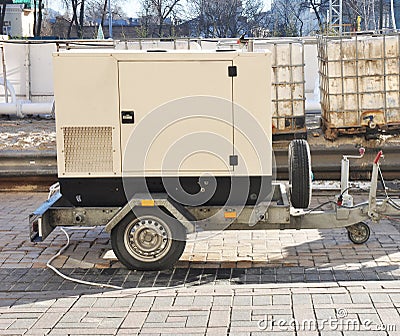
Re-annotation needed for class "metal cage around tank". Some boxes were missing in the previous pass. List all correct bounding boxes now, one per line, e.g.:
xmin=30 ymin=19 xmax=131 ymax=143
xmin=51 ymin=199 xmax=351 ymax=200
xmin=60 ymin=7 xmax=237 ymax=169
xmin=317 ymin=32 xmax=400 ymax=139
xmin=254 ymin=39 xmax=306 ymax=138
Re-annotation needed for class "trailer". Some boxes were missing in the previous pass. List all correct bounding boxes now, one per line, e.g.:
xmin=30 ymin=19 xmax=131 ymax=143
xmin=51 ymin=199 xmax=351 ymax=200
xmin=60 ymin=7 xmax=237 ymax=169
xmin=29 ymin=50 xmax=400 ymax=271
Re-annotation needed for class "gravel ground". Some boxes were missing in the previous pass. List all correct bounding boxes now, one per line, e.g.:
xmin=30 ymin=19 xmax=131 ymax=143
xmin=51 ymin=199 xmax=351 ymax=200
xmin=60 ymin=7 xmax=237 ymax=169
xmin=0 ymin=117 xmax=56 ymax=151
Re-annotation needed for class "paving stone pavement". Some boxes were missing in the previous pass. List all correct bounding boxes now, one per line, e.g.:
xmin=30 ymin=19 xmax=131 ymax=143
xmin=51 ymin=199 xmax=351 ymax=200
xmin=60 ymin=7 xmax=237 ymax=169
xmin=1 ymin=191 xmax=400 ymax=335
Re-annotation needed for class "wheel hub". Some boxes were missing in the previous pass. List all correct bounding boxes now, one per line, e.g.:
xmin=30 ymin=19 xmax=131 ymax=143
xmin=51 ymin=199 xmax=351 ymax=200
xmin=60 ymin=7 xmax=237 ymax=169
xmin=125 ymin=217 xmax=171 ymax=261
xmin=347 ymin=222 xmax=370 ymax=244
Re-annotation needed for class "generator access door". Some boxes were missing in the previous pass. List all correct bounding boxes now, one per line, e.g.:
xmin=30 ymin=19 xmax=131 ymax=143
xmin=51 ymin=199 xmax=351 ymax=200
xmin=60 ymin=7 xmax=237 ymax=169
xmin=119 ymin=60 xmax=235 ymax=176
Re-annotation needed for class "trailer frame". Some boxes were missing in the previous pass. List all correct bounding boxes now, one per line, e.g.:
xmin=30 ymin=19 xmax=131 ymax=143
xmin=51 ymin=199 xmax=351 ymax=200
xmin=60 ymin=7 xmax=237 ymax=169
xmin=30 ymin=149 xmax=399 ymax=248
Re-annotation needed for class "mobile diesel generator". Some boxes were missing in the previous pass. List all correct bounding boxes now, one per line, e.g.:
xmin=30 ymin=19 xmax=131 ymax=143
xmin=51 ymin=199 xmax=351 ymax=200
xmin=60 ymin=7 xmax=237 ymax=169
xmin=30 ymin=50 xmax=399 ymax=270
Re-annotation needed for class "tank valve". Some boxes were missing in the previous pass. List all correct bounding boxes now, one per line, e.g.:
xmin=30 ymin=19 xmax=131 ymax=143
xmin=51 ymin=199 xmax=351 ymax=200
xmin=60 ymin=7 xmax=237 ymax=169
xmin=368 ymin=120 xmax=377 ymax=129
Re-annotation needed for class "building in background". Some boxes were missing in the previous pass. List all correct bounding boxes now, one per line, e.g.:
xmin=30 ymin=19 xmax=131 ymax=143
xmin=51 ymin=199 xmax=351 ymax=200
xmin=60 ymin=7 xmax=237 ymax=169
xmin=1 ymin=0 xmax=34 ymax=37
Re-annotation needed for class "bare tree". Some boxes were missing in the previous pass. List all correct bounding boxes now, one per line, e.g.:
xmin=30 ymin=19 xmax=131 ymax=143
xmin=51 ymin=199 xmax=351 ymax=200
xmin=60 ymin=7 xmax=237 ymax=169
xmin=188 ymin=0 xmax=263 ymax=38
xmin=79 ymin=0 xmax=85 ymax=36
xmin=136 ymin=0 xmax=155 ymax=36
xmin=270 ymin=0 xmax=329 ymax=36
xmin=56 ymin=0 xmax=126 ymax=38
xmin=251 ymin=11 xmax=274 ymax=37
xmin=342 ymin=0 xmax=379 ymax=31
xmin=64 ymin=0 xmax=84 ymax=38
xmin=200 ymin=0 xmax=240 ymax=37
xmin=300 ymin=0 xmax=329 ymax=31
xmin=34 ymin=0 xmax=44 ymax=36
xmin=340 ymin=0 xmax=397 ymax=31
xmin=61 ymin=0 xmax=81 ymax=38
xmin=37 ymin=0 xmax=43 ymax=36
xmin=288 ymin=1 xmax=305 ymax=35
xmin=101 ymin=0 xmax=107 ymax=27
xmin=138 ymin=0 xmax=182 ymax=37
xmin=70 ymin=0 xmax=82 ymax=37
xmin=271 ymin=0 xmax=302 ymax=36
xmin=85 ymin=0 xmax=126 ymax=26
xmin=241 ymin=0 xmax=264 ymax=35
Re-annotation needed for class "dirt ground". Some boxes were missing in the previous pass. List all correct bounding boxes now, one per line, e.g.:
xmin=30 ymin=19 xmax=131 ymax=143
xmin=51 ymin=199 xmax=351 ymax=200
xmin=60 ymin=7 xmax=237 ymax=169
xmin=0 ymin=117 xmax=56 ymax=151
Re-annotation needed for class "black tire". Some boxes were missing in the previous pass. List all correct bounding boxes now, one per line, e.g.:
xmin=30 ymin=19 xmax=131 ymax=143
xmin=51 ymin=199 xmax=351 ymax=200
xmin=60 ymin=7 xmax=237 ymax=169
xmin=347 ymin=222 xmax=370 ymax=244
xmin=288 ymin=139 xmax=312 ymax=209
xmin=111 ymin=207 xmax=186 ymax=270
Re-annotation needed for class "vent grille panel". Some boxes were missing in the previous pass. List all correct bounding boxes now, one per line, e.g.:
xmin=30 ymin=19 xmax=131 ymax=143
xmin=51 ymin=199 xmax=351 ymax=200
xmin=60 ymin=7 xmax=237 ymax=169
xmin=63 ymin=126 xmax=113 ymax=173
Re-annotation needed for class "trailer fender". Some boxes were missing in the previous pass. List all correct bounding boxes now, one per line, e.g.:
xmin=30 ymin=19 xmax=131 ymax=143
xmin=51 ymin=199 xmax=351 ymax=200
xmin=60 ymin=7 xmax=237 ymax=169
xmin=105 ymin=193 xmax=195 ymax=234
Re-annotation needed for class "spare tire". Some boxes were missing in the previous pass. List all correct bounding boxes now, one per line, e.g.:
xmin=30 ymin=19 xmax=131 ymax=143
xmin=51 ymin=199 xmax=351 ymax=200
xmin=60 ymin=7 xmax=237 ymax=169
xmin=288 ymin=139 xmax=312 ymax=209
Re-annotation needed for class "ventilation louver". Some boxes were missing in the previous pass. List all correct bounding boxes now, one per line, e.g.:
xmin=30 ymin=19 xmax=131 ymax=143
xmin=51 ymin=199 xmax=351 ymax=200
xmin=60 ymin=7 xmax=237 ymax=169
xmin=63 ymin=126 xmax=113 ymax=174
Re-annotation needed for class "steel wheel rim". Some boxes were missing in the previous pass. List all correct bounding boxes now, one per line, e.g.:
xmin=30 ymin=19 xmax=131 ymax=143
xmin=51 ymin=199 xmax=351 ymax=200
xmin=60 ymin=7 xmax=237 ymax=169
xmin=124 ymin=216 xmax=172 ymax=262
xmin=349 ymin=223 xmax=369 ymax=243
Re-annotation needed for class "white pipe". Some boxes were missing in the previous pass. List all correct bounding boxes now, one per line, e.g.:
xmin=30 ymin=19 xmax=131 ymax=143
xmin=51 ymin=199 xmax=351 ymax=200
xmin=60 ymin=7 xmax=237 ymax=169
xmin=0 ymin=78 xmax=54 ymax=117
xmin=21 ymin=102 xmax=54 ymax=115
xmin=0 ymin=101 xmax=54 ymax=117
xmin=0 ymin=77 xmax=16 ymax=103
xmin=0 ymin=103 xmax=18 ymax=115
xmin=25 ymin=44 xmax=31 ymax=101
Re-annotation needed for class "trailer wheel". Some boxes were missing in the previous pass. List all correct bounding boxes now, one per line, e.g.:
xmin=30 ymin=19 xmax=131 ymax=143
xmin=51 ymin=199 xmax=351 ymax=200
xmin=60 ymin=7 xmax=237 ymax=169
xmin=111 ymin=208 xmax=186 ymax=270
xmin=288 ymin=139 xmax=312 ymax=209
xmin=347 ymin=222 xmax=370 ymax=244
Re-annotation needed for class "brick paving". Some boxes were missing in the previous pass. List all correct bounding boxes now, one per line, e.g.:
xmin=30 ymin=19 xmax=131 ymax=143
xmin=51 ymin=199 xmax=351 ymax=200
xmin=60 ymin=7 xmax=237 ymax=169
xmin=1 ymin=283 xmax=400 ymax=335
xmin=1 ymin=192 xmax=400 ymax=334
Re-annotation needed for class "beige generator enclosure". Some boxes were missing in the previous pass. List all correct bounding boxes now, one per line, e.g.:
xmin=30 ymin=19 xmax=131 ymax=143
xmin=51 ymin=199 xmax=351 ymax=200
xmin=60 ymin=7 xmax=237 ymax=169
xmin=53 ymin=50 xmax=273 ymax=208
xmin=31 ymin=48 xmax=399 ymax=272
xmin=318 ymin=33 xmax=400 ymax=139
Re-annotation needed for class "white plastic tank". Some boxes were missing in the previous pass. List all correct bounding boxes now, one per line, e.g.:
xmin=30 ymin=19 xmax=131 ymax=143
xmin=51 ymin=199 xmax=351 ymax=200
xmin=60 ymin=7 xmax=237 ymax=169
xmin=318 ymin=34 xmax=400 ymax=133
xmin=254 ymin=39 xmax=305 ymax=134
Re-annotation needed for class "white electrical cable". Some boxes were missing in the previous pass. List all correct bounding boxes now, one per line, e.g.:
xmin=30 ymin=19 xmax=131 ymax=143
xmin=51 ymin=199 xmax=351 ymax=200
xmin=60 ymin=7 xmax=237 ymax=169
xmin=46 ymin=227 xmax=203 ymax=294
xmin=43 ymin=188 xmax=188 ymax=292
xmin=46 ymin=227 xmax=123 ymax=290
xmin=46 ymin=228 xmax=202 ymax=294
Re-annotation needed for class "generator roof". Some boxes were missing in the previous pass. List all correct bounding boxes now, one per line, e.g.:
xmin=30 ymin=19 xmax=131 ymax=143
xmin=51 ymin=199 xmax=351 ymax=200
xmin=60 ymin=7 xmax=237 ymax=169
xmin=53 ymin=49 xmax=271 ymax=61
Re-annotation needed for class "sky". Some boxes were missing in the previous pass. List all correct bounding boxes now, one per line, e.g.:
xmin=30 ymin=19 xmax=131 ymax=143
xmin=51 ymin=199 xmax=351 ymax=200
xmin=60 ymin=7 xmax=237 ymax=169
xmin=49 ymin=0 xmax=272 ymax=19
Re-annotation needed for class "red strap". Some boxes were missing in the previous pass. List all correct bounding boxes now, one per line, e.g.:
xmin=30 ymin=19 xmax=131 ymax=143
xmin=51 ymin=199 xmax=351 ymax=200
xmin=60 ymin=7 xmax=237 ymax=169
xmin=374 ymin=150 xmax=383 ymax=164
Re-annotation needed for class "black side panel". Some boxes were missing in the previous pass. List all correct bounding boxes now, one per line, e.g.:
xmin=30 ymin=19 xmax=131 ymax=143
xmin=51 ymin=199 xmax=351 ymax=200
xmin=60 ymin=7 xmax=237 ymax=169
xmin=59 ymin=176 xmax=272 ymax=207
xmin=59 ymin=178 xmax=126 ymax=207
